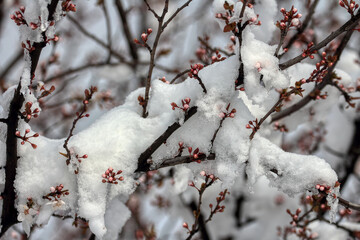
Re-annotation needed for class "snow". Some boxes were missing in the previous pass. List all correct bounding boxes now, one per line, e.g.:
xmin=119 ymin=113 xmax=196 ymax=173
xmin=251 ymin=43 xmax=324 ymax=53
xmin=1 ymin=0 xmax=354 ymax=238
xmin=248 ymin=135 xmax=338 ymax=197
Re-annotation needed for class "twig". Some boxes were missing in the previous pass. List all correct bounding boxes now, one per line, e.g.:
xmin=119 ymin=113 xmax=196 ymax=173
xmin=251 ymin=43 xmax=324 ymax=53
xmin=142 ymin=0 xmax=169 ymax=118
xmin=0 ymin=50 xmax=23 ymax=91
xmin=44 ymin=61 xmax=122 ymax=83
xmin=280 ymin=0 xmax=320 ymax=57
xmin=115 ymin=0 xmax=138 ymax=62
xmin=62 ymin=86 xmax=97 ymax=170
xmin=249 ymin=89 xmax=295 ymax=140
xmin=338 ymin=196 xmax=360 ymax=211
xmin=162 ymin=0 xmax=193 ymax=31
xmin=67 ymin=15 xmax=131 ymax=65
xmin=145 ymin=153 xmax=215 ymax=171
xmin=143 ymin=0 xmax=160 ymax=20
xmin=170 ymin=69 xmax=190 ymax=84
xmin=142 ymin=0 xmax=194 ymax=117
xmin=101 ymin=1 xmax=112 ymax=62
xmin=279 ymin=11 xmax=360 ymax=70
xmin=198 ymin=37 xmax=233 ymax=57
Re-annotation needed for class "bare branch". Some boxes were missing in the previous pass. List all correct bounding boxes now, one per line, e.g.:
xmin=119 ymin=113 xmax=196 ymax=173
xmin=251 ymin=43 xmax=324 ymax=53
xmin=101 ymin=1 xmax=112 ymax=62
xmin=170 ymin=69 xmax=191 ymax=84
xmin=162 ymin=0 xmax=193 ymax=31
xmin=115 ymin=0 xmax=138 ymax=62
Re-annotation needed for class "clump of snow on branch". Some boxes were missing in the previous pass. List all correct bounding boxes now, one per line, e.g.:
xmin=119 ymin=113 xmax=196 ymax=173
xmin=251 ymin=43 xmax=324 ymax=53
xmin=248 ymin=135 xmax=338 ymax=197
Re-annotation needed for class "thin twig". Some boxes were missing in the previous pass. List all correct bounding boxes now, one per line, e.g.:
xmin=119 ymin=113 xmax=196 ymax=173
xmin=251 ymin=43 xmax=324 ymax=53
xmin=115 ymin=0 xmax=138 ymax=62
xmin=162 ymin=0 xmax=193 ymax=31
xmin=44 ymin=61 xmax=122 ymax=83
xmin=280 ymin=0 xmax=320 ymax=57
xmin=67 ymin=15 xmax=131 ymax=65
xmin=0 ymin=50 xmax=23 ymax=91
xmin=101 ymin=1 xmax=112 ymax=62
xmin=142 ymin=0 xmax=169 ymax=118
xmin=170 ymin=69 xmax=190 ymax=84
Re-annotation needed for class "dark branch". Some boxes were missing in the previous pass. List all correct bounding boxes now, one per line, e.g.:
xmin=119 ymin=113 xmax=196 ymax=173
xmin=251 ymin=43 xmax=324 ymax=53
xmin=136 ymin=106 xmax=198 ymax=172
xmin=115 ymin=0 xmax=138 ymax=62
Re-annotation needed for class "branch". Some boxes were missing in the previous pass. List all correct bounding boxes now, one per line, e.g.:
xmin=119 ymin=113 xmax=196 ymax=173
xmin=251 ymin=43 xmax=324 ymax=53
xmin=279 ymin=11 xmax=360 ymax=70
xmin=135 ymin=106 xmax=197 ymax=172
xmin=101 ymin=1 xmax=112 ymax=62
xmin=338 ymin=196 xmax=360 ymax=211
xmin=43 ymin=61 xmax=122 ymax=83
xmin=145 ymin=153 xmax=216 ymax=171
xmin=67 ymin=15 xmax=132 ymax=65
xmin=115 ymin=0 xmax=138 ymax=62
xmin=162 ymin=0 xmax=193 ymax=31
xmin=272 ymin=25 xmax=355 ymax=122
xmin=142 ymin=0 xmax=194 ymax=117
xmin=0 ymin=49 xmax=23 ymax=91
xmin=170 ymin=69 xmax=190 ymax=84
xmin=142 ymin=0 xmax=169 ymax=117
xmin=0 ymin=1 xmax=60 ymax=236
xmin=143 ymin=0 xmax=160 ymax=20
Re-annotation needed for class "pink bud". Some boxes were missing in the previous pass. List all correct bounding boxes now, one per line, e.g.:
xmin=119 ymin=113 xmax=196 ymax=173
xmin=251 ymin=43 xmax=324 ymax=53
xmin=292 ymin=8 xmax=297 ymax=14
xmin=105 ymin=170 xmax=109 ymax=175
xmin=102 ymin=174 xmax=106 ymax=178
xmin=200 ymin=171 xmax=206 ymax=176
xmin=246 ymin=124 xmax=251 ymax=129
xmin=108 ymin=177 xmax=113 ymax=182
xmin=141 ymin=33 xmax=147 ymax=42
xmin=183 ymin=222 xmax=188 ymax=228
xmin=183 ymin=104 xmax=189 ymax=110
xmin=50 ymin=187 xmax=56 ymax=192
xmin=219 ymin=112 xmax=225 ymax=118
xmin=108 ymin=167 xmax=113 ymax=172
xmin=15 ymin=131 xmax=21 ymax=136
xmin=229 ymin=113 xmax=235 ymax=118
xmin=193 ymin=154 xmax=198 ymax=159
xmin=147 ymin=28 xmax=152 ymax=34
